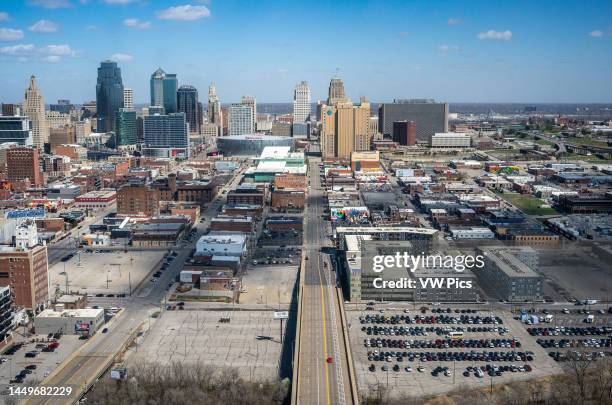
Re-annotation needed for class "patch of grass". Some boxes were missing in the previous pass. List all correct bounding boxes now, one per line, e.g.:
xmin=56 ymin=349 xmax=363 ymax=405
xmin=495 ymin=191 xmax=558 ymax=215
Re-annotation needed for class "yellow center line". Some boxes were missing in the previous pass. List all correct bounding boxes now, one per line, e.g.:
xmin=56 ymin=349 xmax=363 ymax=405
xmin=318 ymin=257 xmax=331 ymax=405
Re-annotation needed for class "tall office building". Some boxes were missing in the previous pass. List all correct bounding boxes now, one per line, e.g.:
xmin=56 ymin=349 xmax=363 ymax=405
xmin=149 ymin=68 xmax=178 ymax=113
xmin=327 ymin=77 xmax=347 ymax=105
xmin=208 ymin=82 xmax=221 ymax=124
xmin=293 ymin=81 xmax=311 ymax=123
xmin=123 ymin=88 xmax=134 ymax=110
xmin=0 ymin=116 xmax=33 ymax=145
xmin=228 ymin=103 xmax=254 ymax=136
xmin=240 ymin=96 xmax=256 ymax=133
xmin=115 ymin=109 xmax=137 ymax=146
xmin=143 ymin=112 xmax=189 ymax=158
xmin=378 ymin=99 xmax=448 ymax=143
xmin=96 ymin=61 xmax=124 ymax=133
xmin=75 ymin=119 xmax=91 ymax=144
xmin=23 ymin=75 xmax=48 ymax=149
xmin=320 ymin=97 xmax=370 ymax=159
xmin=177 ymin=85 xmax=200 ymax=134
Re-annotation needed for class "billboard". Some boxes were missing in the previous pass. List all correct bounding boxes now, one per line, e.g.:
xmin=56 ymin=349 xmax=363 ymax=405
xmin=5 ymin=207 xmax=45 ymax=219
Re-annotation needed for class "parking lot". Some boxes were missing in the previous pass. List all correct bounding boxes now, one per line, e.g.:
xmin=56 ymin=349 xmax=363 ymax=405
xmin=517 ymin=306 xmax=612 ymax=364
xmin=240 ymin=264 xmax=298 ymax=306
xmin=0 ymin=335 xmax=84 ymax=390
xmin=49 ymin=249 xmax=165 ymax=296
xmin=346 ymin=306 xmax=563 ymax=397
xmin=127 ymin=309 xmax=287 ymax=381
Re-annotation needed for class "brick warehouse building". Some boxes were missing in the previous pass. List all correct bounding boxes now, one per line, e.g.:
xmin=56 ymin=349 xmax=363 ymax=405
xmin=271 ymin=190 xmax=305 ymax=211
xmin=274 ymin=173 xmax=306 ymax=190
xmin=117 ymin=183 xmax=160 ymax=217
xmin=6 ymin=147 xmax=43 ymax=187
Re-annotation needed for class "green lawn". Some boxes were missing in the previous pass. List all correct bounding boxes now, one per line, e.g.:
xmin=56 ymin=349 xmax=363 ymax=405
xmin=494 ymin=191 xmax=558 ymax=216
xmin=565 ymin=137 xmax=609 ymax=148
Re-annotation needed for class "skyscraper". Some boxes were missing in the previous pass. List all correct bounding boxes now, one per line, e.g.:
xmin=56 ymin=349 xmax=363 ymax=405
xmin=95 ymin=61 xmax=124 ymax=133
xmin=23 ymin=75 xmax=48 ymax=149
xmin=293 ymin=81 xmax=311 ymax=123
xmin=150 ymin=68 xmax=165 ymax=107
xmin=327 ymin=77 xmax=346 ymax=105
xmin=177 ymin=85 xmax=200 ymax=134
xmin=240 ymin=95 xmax=256 ymax=133
xmin=208 ymin=82 xmax=222 ymax=124
xmin=320 ymin=98 xmax=371 ymax=159
xmin=123 ymin=88 xmax=134 ymax=110
xmin=378 ymin=99 xmax=448 ymax=143
xmin=228 ymin=103 xmax=253 ymax=136
xmin=143 ymin=112 xmax=189 ymax=158
xmin=149 ymin=68 xmax=178 ymax=113
xmin=115 ymin=109 xmax=137 ymax=146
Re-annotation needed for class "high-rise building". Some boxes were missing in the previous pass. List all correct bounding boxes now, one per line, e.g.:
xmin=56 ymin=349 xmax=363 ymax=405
xmin=0 ymin=244 xmax=49 ymax=311
xmin=393 ymin=120 xmax=417 ymax=146
xmin=229 ymin=103 xmax=254 ymax=136
xmin=327 ymin=77 xmax=347 ymax=105
xmin=1 ymin=103 xmax=21 ymax=116
xmin=149 ymin=68 xmax=177 ymax=113
xmin=6 ymin=146 xmax=43 ymax=186
xmin=240 ymin=96 xmax=257 ymax=133
xmin=208 ymin=82 xmax=222 ymax=126
xmin=177 ymin=85 xmax=200 ymax=134
xmin=378 ymin=99 xmax=448 ymax=143
xmin=96 ymin=61 xmax=124 ymax=133
xmin=320 ymin=97 xmax=371 ymax=159
xmin=123 ymin=88 xmax=134 ymax=110
xmin=0 ymin=116 xmax=33 ymax=145
xmin=49 ymin=99 xmax=72 ymax=114
xmin=115 ymin=109 xmax=137 ymax=146
xmin=143 ymin=113 xmax=189 ymax=158
xmin=23 ymin=75 xmax=48 ymax=149
xmin=0 ymin=286 xmax=12 ymax=344
xmin=293 ymin=81 xmax=311 ymax=123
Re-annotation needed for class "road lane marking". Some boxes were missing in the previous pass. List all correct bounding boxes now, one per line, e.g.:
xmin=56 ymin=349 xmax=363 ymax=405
xmin=317 ymin=257 xmax=331 ymax=405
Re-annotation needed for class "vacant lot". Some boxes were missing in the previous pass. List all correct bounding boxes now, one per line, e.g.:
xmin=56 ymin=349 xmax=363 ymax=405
xmin=495 ymin=191 xmax=558 ymax=215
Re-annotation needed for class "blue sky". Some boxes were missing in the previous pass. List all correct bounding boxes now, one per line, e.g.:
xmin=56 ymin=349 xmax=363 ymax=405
xmin=0 ymin=0 xmax=611 ymax=104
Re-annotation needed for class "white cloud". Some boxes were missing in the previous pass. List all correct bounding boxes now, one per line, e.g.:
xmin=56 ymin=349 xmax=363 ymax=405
xmin=157 ymin=4 xmax=211 ymax=21
xmin=277 ymin=68 xmax=288 ymax=73
xmin=0 ymin=28 xmax=24 ymax=41
xmin=44 ymin=44 xmax=75 ymax=56
xmin=27 ymin=0 xmax=71 ymax=9
xmin=43 ymin=55 xmax=61 ymax=63
xmin=447 ymin=18 xmax=462 ymax=25
xmin=110 ymin=52 xmax=133 ymax=62
xmin=0 ymin=12 xmax=10 ymax=22
xmin=0 ymin=43 xmax=36 ymax=56
xmin=478 ymin=30 xmax=512 ymax=40
xmin=86 ymin=25 xmax=98 ymax=31
xmin=589 ymin=30 xmax=603 ymax=38
xmin=28 ymin=20 xmax=59 ymax=33
xmin=439 ymin=44 xmax=460 ymax=52
xmin=123 ymin=18 xmax=151 ymax=29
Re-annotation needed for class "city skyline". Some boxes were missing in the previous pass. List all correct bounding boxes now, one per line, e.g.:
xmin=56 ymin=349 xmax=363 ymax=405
xmin=0 ymin=0 xmax=611 ymax=104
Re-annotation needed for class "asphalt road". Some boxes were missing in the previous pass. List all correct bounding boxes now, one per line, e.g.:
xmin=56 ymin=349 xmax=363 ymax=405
xmin=297 ymin=158 xmax=351 ymax=405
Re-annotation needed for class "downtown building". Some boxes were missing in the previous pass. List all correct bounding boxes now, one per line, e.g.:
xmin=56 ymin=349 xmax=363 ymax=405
xmin=320 ymin=98 xmax=371 ymax=160
xmin=379 ymin=99 xmax=448 ymax=143
xmin=292 ymin=81 xmax=312 ymax=139
xmin=143 ymin=113 xmax=189 ymax=158
xmin=0 ymin=116 xmax=33 ymax=146
xmin=6 ymin=147 xmax=43 ymax=187
xmin=96 ymin=61 xmax=124 ymax=133
xmin=228 ymin=103 xmax=254 ymax=136
xmin=177 ymin=85 xmax=201 ymax=135
xmin=150 ymin=68 xmax=178 ymax=114
xmin=23 ymin=75 xmax=48 ymax=150
xmin=115 ymin=109 xmax=137 ymax=146
xmin=207 ymin=82 xmax=222 ymax=136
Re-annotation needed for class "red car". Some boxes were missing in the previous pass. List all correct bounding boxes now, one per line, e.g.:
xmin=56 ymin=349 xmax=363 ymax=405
xmin=326 ymin=357 xmax=333 ymax=364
